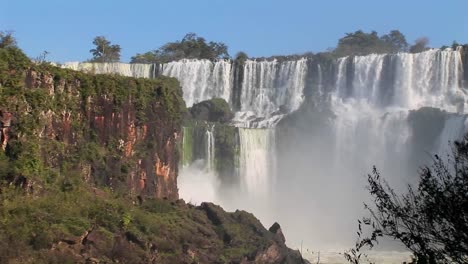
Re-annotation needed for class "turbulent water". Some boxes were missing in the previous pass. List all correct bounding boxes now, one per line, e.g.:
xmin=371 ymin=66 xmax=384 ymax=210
xmin=64 ymin=48 xmax=468 ymax=255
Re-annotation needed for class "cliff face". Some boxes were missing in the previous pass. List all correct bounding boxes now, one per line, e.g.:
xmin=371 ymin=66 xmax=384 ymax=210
xmin=0 ymin=47 xmax=186 ymax=199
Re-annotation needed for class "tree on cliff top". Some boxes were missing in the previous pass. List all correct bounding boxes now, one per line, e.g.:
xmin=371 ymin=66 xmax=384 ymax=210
xmin=0 ymin=31 xmax=17 ymax=49
xmin=89 ymin=36 xmax=121 ymax=63
xmin=345 ymin=137 xmax=468 ymax=263
xmin=130 ymin=33 xmax=230 ymax=63
xmin=409 ymin=37 xmax=430 ymax=53
xmin=334 ymin=30 xmax=409 ymax=57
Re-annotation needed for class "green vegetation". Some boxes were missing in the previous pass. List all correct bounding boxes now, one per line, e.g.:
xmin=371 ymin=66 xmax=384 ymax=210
xmin=189 ymin=98 xmax=233 ymax=123
xmin=130 ymin=33 xmax=230 ymax=63
xmin=345 ymin=138 xmax=468 ymax=264
xmin=333 ymin=30 xmax=408 ymax=57
xmin=0 ymin=43 xmax=187 ymax=192
xmin=89 ymin=36 xmax=121 ymax=62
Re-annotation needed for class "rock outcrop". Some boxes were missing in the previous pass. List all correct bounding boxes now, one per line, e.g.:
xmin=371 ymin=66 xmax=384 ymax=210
xmin=189 ymin=97 xmax=233 ymax=123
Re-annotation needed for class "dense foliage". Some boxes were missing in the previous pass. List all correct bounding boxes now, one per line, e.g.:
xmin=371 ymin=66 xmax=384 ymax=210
xmin=345 ymin=138 xmax=468 ymax=264
xmin=333 ymin=30 xmax=408 ymax=57
xmin=130 ymin=33 xmax=230 ymax=63
xmin=89 ymin=36 xmax=121 ymax=62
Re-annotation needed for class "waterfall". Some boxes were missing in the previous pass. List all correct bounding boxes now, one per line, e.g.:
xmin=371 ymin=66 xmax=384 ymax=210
xmin=63 ymin=62 xmax=157 ymax=78
xmin=332 ymin=48 xmax=466 ymax=112
xmin=63 ymin=58 xmax=308 ymax=125
xmin=235 ymin=59 xmax=307 ymax=127
xmin=238 ymin=128 xmax=276 ymax=194
xmin=63 ymin=48 xmax=468 ymax=251
xmin=161 ymin=59 xmax=232 ymax=107
xmin=205 ymin=125 xmax=215 ymax=171
xmin=181 ymin=127 xmax=193 ymax=166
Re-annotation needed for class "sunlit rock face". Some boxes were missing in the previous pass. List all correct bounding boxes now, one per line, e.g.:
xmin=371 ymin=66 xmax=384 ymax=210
xmin=65 ymin=48 xmax=468 ymax=250
xmin=3 ymin=67 xmax=184 ymax=200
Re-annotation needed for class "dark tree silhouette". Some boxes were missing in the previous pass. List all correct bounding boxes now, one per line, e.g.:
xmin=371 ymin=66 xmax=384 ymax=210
xmin=345 ymin=137 xmax=468 ymax=264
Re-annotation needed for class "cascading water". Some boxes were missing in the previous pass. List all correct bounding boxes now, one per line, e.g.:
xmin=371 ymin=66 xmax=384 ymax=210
xmin=205 ymin=125 xmax=215 ymax=171
xmin=333 ymin=48 xmax=466 ymax=112
xmin=238 ymin=128 xmax=276 ymax=194
xmin=63 ymin=62 xmax=157 ymax=78
xmin=235 ymin=59 xmax=307 ymax=127
xmin=274 ymin=48 xmax=468 ymax=252
xmin=161 ymin=59 xmax=232 ymax=107
xmin=63 ymin=48 xmax=468 ymax=258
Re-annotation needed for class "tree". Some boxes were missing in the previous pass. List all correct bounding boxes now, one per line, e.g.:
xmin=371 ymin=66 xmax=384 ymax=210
xmin=0 ymin=31 xmax=17 ymax=49
xmin=234 ymin=51 xmax=249 ymax=64
xmin=130 ymin=33 xmax=230 ymax=63
xmin=334 ymin=30 xmax=381 ymax=56
xmin=345 ymin=137 xmax=468 ymax=263
xmin=333 ymin=30 xmax=410 ymax=57
xmin=89 ymin=36 xmax=121 ymax=62
xmin=409 ymin=38 xmax=430 ymax=53
xmin=380 ymin=30 xmax=408 ymax=52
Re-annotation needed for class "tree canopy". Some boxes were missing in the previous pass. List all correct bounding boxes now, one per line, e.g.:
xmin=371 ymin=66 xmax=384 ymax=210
xmin=334 ymin=30 xmax=409 ymax=57
xmin=130 ymin=33 xmax=230 ymax=64
xmin=89 ymin=36 xmax=121 ymax=63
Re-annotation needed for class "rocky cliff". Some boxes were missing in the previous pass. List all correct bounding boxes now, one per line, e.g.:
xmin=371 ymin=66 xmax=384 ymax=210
xmin=0 ymin=47 xmax=186 ymax=200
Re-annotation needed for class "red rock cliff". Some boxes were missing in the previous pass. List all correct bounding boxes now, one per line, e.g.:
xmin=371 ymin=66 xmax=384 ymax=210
xmin=1 ymin=62 xmax=186 ymax=200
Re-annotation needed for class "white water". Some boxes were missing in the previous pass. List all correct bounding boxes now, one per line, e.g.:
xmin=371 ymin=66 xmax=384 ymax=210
xmin=334 ymin=48 xmax=466 ymax=112
xmin=63 ymin=62 xmax=156 ymax=78
xmin=276 ymin=49 xmax=467 ymax=251
xmin=63 ymin=58 xmax=307 ymax=126
xmin=238 ymin=128 xmax=276 ymax=195
xmin=161 ymin=59 xmax=232 ymax=107
xmin=63 ymin=49 xmax=468 ymax=258
xmin=235 ymin=59 xmax=307 ymax=127
xmin=205 ymin=125 xmax=215 ymax=171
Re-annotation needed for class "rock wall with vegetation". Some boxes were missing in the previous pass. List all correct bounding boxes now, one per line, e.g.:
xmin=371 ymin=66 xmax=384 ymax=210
xmin=0 ymin=46 xmax=186 ymax=200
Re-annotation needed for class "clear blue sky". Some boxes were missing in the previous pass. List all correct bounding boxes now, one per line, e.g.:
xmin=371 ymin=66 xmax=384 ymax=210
xmin=2 ymin=0 xmax=467 ymax=63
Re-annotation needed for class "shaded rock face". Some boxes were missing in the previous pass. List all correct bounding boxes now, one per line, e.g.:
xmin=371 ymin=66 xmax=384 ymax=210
xmin=190 ymin=98 xmax=234 ymax=123
xmin=198 ymin=202 xmax=308 ymax=264
xmin=3 ymin=67 xmax=185 ymax=200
